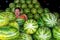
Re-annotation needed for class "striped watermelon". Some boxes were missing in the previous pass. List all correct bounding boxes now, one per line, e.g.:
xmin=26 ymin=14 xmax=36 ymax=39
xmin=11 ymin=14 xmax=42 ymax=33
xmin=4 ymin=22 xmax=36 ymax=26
xmin=53 ymin=26 xmax=60 ymax=40
xmin=19 ymin=33 xmax=32 ymax=40
xmin=5 ymin=12 xmax=16 ymax=21
xmin=9 ymin=21 xmax=19 ymax=29
xmin=42 ymin=13 xmax=57 ymax=27
xmin=0 ymin=26 xmax=19 ymax=40
xmin=24 ymin=19 xmax=38 ymax=34
xmin=0 ymin=12 xmax=9 ymax=26
xmin=33 ymin=27 xmax=51 ymax=40
xmin=16 ymin=18 xmax=25 ymax=26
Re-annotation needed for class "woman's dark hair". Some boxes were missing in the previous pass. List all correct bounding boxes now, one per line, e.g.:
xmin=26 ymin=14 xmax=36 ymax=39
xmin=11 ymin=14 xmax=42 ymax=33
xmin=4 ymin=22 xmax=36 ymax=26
xmin=14 ymin=7 xmax=21 ymax=11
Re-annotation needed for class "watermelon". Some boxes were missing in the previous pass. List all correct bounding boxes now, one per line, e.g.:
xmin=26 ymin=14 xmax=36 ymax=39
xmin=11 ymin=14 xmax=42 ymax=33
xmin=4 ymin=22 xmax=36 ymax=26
xmin=0 ymin=12 xmax=9 ymax=26
xmin=37 ymin=18 xmax=45 ymax=27
xmin=14 ymin=0 xmax=20 ymax=3
xmin=5 ymin=12 xmax=16 ymax=21
xmin=32 ymin=0 xmax=38 ymax=4
xmin=27 ymin=13 xmax=34 ymax=19
xmin=27 ymin=4 xmax=33 ymax=9
xmin=54 ymin=12 xmax=59 ymax=18
xmin=34 ymin=3 xmax=40 ymax=9
xmin=11 ymin=7 xmax=15 ymax=12
xmin=5 ymin=8 xmax=11 ymax=12
xmin=53 ymin=26 xmax=60 ymax=40
xmin=15 ymin=4 xmax=21 ymax=8
xmin=31 ymin=8 xmax=37 ymax=14
xmin=37 ymin=8 xmax=43 ymax=14
xmin=44 ymin=8 xmax=50 ymax=13
xmin=34 ymin=14 xmax=40 ymax=20
xmin=24 ymin=8 xmax=30 ymax=14
xmin=25 ymin=0 xmax=31 ymax=4
xmin=19 ymin=33 xmax=32 ymax=40
xmin=42 ymin=13 xmax=57 ymax=27
xmin=57 ymin=19 xmax=60 ymax=26
xmin=20 ymin=0 xmax=25 ymax=4
xmin=33 ymin=27 xmax=51 ymax=40
xmin=16 ymin=18 xmax=25 ymax=26
xmin=9 ymin=3 xmax=15 ymax=8
xmin=9 ymin=21 xmax=19 ymax=29
xmin=24 ymin=19 xmax=38 ymax=34
xmin=0 ymin=26 xmax=19 ymax=40
xmin=21 ymin=4 xmax=27 ymax=9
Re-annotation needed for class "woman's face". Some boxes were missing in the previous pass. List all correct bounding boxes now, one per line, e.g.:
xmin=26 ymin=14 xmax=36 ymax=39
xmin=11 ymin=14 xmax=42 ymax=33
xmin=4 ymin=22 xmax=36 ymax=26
xmin=14 ymin=9 xmax=21 ymax=16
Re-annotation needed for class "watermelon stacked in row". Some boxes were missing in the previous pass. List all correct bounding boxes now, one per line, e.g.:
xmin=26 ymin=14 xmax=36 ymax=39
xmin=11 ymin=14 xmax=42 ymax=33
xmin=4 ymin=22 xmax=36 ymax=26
xmin=5 ymin=0 xmax=42 ymax=20
xmin=0 ymin=11 xmax=20 ymax=40
xmin=0 ymin=0 xmax=60 ymax=40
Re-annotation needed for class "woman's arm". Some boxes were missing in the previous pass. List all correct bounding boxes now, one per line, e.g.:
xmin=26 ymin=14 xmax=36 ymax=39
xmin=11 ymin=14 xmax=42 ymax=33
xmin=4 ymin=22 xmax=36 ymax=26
xmin=23 ymin=14 xmax=28 ymax=20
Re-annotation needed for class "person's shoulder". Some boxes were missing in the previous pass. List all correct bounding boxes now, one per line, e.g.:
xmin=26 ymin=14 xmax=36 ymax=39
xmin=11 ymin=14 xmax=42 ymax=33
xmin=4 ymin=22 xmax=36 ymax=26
xmin=22 ymin=13 xmax=26 ymax=15
xmin=22 ymin=14 xmax=27 ymax=16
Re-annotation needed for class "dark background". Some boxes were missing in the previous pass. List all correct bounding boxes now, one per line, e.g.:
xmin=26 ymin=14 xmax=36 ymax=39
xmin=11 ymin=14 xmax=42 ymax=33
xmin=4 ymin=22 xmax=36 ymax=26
xmin=39 ymin=0 xmax=60 ymax=13
xmin=0 ymin=0 xmax=60 ymax=13
xmin=0 ymin=0 xmax=13 ymax=10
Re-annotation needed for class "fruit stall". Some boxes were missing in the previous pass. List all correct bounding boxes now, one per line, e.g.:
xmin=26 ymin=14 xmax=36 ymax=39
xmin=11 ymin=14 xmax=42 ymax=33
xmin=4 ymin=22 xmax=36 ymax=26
xmin=0 ymin=0 xmax=60 ymax=40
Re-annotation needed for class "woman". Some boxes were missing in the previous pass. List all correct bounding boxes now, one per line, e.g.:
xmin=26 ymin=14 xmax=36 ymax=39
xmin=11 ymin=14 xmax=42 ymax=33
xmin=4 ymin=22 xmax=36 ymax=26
xmin=14 ymin=7 xmax=28 ymax=32
xmin=14 ymin=7 xmax=28 ymax=21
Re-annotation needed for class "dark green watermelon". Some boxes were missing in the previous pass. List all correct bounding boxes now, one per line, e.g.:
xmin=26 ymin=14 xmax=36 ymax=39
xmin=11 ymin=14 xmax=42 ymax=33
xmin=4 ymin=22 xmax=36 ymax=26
xmin=37 ymin=18 xmax=45 ymax=27
xmin=16 ymin=18 xmax=25 ymax=26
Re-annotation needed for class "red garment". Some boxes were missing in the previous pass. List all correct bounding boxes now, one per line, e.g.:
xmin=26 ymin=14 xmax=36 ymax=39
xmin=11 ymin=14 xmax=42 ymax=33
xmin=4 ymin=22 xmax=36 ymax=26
xmin=16 ymin=14 xmax=26 ymax=20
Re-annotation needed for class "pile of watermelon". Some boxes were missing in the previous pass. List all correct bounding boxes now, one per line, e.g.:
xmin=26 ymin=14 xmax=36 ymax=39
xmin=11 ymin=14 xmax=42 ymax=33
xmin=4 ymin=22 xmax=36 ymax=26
xmin=0 ymin=0 xmax=60 ymax=40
